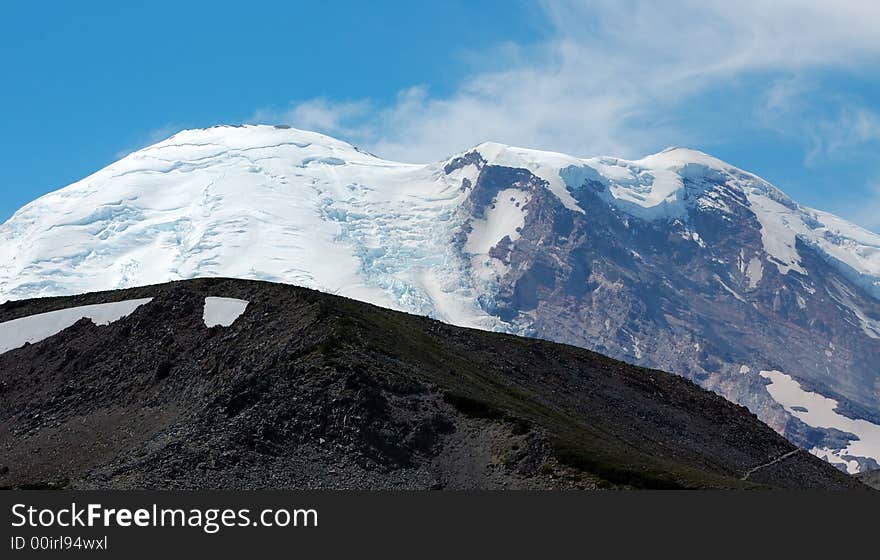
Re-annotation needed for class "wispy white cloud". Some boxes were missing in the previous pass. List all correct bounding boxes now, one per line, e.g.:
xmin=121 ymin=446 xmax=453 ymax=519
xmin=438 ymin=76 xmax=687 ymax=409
xmin=821 ymin=176 xmax=880 ymax=233
xmin=114 ymin=123 xmax=182 ymax=159
xmin=252 ymin=98 xmax=371 ymax=140
xmin=807 ymin=107 xmax=880 ymax=163
xmin=252 ymin=0 xmax=880 ymax=165
xmin=756 ymin=78 xmax=880 ymax=165
xmin=867 ymin=186 xmax=880 ymax=231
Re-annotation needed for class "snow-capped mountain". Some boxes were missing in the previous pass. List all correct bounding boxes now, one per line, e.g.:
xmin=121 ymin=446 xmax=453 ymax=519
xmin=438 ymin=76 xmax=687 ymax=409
xmin=2 ymin=124 xmax=879 ymax=472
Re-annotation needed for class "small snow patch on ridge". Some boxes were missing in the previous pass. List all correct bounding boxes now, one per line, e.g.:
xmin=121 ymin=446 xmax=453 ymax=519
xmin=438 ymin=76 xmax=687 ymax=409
xmin=0 ymin=298 xmax=153 ymax=355
xmin=203 ymin=297 xmax=249 ymax=327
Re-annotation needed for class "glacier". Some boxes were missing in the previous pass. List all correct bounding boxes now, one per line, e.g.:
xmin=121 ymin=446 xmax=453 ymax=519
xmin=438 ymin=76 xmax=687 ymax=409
xmin=2 ymin=125 xmax=878 ymax=314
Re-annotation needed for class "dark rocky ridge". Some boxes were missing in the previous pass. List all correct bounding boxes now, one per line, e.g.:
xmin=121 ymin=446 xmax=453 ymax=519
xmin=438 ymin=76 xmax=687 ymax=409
xmin=0 ymin=278 xmax=869 ymax=490
xmin=856 ymin=470 xmax=880 ymax=490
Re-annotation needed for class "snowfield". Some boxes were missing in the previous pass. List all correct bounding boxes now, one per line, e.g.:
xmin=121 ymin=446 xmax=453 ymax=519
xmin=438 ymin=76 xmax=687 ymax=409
xmin=0 ymin=125 xmax=509 ymax=331
xmin=759 ymin=370 xmax=880 ymax=472
xmin=0 ymin=298 xmax=152 ymax=355
xmin=203 ymin=297 xmax=249 ymax=327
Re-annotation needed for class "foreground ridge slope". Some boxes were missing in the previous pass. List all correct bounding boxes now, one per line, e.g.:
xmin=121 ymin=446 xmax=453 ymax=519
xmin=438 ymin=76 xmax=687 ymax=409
xmin=0 ymin=278 xmax=867 ymax=490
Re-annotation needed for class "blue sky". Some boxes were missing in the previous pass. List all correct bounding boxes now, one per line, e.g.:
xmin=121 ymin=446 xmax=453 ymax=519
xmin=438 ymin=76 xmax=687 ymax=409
xmin=2 ymin=0 xmax=880 ymax=231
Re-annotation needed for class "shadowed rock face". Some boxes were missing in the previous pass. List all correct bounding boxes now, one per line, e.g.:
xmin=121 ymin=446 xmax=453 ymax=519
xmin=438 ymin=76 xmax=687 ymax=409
xmin=0 ymin=279 xmax=868 ymax=490
xmin=454 ymin=157 xmax=880 ymax=473
xmin=856 ymin=470 xmax=880 ymax=490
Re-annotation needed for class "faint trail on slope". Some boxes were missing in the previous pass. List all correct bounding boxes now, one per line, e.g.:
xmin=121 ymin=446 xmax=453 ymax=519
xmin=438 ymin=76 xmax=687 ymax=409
xmin=741 ymin=449 xmax=801 ymax=481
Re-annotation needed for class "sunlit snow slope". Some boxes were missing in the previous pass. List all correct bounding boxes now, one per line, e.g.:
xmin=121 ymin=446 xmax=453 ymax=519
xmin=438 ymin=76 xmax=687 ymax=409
xmin=0 ymin=126 xmax=503 ymax=330
xmin=2 ymin=124 xmax=880 ymax=471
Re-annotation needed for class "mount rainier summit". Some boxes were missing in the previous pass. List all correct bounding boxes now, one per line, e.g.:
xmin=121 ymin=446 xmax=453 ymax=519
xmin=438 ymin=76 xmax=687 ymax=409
xmin=2 ymin=124 xmax=879 ymax=472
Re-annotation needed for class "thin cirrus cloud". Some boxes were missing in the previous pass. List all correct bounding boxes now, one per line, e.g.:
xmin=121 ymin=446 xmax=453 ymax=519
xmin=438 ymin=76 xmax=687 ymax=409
xmin=848 ymin=179 xmax=880 ymax=232
xmin=251 ymin=0 xmax=880 ymax=229
xmin=756 ymin=77 xmax=880 ymax=163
